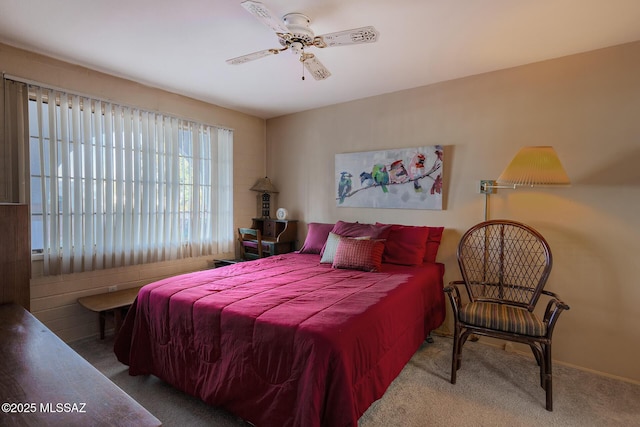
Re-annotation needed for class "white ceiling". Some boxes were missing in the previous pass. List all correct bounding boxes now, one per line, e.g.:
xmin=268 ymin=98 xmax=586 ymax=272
xmin=2 ymin=0 xmax=640 ymax=119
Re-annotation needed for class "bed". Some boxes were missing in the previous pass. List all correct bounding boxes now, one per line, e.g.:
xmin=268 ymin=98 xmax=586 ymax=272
xmin=114 ymin=221 xmax=446 ymax=427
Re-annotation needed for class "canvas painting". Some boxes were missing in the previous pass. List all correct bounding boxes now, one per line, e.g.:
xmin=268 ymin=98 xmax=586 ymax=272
xmin=335 ymin=145 xmax=443 ymax=209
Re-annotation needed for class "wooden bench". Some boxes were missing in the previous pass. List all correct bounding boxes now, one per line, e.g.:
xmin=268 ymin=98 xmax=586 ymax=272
xmin=78 ymin=286 xmax=142 ymax=339
xmin=0 ymin=303 xmax=161 ymax=426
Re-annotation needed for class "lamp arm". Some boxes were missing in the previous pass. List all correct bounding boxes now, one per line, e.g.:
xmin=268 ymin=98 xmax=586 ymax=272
xmin=480 ymin=180 xmax=518 ymax=193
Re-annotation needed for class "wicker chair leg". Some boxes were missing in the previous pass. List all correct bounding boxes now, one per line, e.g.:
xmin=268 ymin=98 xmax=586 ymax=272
xmin=529 ymin=343 xmax=542 ymax=366
xmin=451 ymin=328 xmax=460 ymax=384
xmin=531 ymin=344 xmax=546 ymax=388
xmin=544 ymin=343 xmax=553 ymax=411
xmin=457 ymin=343 xmax=465 ymax=370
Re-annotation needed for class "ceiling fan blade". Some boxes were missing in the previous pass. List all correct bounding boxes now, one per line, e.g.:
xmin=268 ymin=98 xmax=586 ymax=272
xmin=314 ymin=26 xmax=379 ymax=48
xmin=226 ymin=48 xmax=282 ymax=65
xmin=303 ymin=54 xmax=331 ymax=80
xmin=240 ymin=0 xmax=288 ymax=34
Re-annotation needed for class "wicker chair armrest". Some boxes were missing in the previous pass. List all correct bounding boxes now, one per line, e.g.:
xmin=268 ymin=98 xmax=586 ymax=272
xmin=444 ymin=281 xmax=465 ymax=315
xmin=444 ymin=280 xmax=465 ymax=292
xmin=541 ymin=289 xmax=570 ymax=310
xmin=541 ymin=290 xmax=570 ymax=337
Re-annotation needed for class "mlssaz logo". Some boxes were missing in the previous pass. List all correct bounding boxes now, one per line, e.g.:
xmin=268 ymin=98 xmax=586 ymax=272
xmin=40 ymin=402 xmax=87 ymax=413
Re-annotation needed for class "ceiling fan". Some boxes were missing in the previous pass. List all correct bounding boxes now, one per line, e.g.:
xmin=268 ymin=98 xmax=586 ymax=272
xmin=227 ymin=0 xmax=379 ymax=80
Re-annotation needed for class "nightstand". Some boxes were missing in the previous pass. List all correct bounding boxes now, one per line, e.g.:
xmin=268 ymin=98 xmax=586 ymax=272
xmin=250 ymin=218 xmax=298 ymax=255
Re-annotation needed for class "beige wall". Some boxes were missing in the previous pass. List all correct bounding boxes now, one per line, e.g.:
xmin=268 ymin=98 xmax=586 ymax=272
xmin=267 ymin=42 xmax=640 ymax=383
xmin=0 ymin=43 xmax=266 ymax=341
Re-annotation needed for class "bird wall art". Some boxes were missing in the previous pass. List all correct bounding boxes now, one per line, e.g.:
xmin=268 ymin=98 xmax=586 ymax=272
xmin=335 ymin=145 xmax=443 ymax=210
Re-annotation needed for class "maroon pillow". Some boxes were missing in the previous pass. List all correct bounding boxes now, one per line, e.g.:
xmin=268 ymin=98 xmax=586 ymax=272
xmin=423 ymin=226 xmax=444 ymax=263
xmin=299 ymin=222 xmax=335 ymax=254
xmin=332 ymin=237 xmax=385 ymax=272
xmin=331 ymin=220 xmax=392 ymax=239
xmin=321 ymin=220 xmax=391 ymax=255
xmin=376 ymin=222 xmax=444 ymax=265
xmin=379 ymin=224 xmax=430 ymax=266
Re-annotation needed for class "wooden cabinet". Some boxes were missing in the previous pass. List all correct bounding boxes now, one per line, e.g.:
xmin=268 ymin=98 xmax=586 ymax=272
xmin=0 ymin=203 xmax=30 ymax=310
xmin=250 ymin=218 xmax=298 ymax=255
xmin=0 ymin=303 xmax=161 ymax=426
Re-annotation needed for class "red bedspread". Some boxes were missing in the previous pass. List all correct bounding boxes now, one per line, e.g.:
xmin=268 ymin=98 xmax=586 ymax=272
xmin=114 ymin=253 xmax=445 ymax=426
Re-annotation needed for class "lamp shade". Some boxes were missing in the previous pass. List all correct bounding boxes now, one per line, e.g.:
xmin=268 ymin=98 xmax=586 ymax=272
xmin=250 ymin=176 xmax=279 ymax=193
xmin=496 ymin=146 xmax=570 ymax=187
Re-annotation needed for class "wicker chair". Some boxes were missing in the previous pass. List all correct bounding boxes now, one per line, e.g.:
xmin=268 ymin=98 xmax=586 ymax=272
xmin=444 ymin=220 xmax=570 ymax=411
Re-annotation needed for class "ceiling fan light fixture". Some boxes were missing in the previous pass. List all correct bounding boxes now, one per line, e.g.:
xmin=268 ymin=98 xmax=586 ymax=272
xmin=290 ymin=41 xmax=304 ymax=55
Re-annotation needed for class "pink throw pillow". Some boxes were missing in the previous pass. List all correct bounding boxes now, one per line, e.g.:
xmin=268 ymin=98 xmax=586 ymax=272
xmin=321 ymin=232 xmax=370 ymax=264
xmin=332 ymin=237 xmax=385 ymax=272
xmin=299 ymin=222 xmax=335 ymax=254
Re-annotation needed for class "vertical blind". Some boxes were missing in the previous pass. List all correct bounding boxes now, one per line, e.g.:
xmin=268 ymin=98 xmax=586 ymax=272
xmin=23 ymin=84 xmax=233 ymax=275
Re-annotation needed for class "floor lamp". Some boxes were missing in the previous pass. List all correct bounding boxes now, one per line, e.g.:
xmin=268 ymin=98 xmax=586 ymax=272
xmin=479 ymin=146 xmax=571 ymax=220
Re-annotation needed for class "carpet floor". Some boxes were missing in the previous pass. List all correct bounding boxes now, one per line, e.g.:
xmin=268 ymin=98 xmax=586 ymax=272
xmin=70 ymin=334 xmax=640 ymax=426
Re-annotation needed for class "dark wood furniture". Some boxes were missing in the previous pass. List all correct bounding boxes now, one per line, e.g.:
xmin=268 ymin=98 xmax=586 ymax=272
xmin=212 ymin=259 xmax=241 ymax=268
xmin=78 ymin=286 xmax=142 ymax=339
xmin=249 ymin=218 xmax=297 ymax=255
xmin=0 ymin=303 xmax=161 ymax=426
xmin=444 ymin=220 xmax=570 ymax=411
xmin=0 ymin=203 xmax=30 ymax=310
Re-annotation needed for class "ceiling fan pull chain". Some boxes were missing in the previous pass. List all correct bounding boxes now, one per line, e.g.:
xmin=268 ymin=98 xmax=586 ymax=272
xmin=301 ymin=48 xmax=305 ymax=80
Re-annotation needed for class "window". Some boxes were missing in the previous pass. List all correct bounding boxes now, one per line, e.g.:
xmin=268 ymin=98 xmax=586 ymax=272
xmin=28 ymin=86 xmax=233 ymax=275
